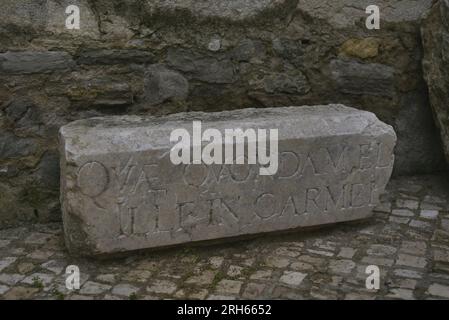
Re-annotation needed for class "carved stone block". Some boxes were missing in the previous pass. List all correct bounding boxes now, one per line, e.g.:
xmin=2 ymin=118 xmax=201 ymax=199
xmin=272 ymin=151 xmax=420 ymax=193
xmin=60 ymin=105 xmax=396 ymax=255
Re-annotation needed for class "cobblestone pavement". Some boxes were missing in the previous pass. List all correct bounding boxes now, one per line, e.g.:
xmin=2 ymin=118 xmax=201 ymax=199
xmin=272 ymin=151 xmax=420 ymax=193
xmin=1 ymin=174 xmax=449 ymax=300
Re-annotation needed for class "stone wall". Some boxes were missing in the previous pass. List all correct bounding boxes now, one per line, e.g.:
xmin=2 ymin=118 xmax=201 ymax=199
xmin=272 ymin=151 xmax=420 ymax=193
xmin=0 ymin=0 xmax=445 ymax=227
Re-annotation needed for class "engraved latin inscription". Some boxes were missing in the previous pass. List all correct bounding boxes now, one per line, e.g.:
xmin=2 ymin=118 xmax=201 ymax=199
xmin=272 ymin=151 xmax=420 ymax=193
xmin=76 ymin=141 xmax=392 ymax=238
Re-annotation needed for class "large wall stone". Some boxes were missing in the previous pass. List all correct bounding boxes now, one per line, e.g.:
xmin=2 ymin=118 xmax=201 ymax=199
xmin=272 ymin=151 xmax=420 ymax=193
xmin=0 ymin=0 xmax=445 ymax=227
xmin=0 ymin=51 xmax=75 ymax=74
xmin=422 ymin=0 xmax=449 ymax=167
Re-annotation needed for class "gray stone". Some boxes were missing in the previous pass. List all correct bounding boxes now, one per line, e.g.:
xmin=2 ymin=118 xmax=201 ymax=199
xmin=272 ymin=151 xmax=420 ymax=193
xmin=422 ymin=0 xmax=449 ymax=166
xmin=396 ymin=254 xmax=427 ymax=269
xmin=0 ymin=285 xmax=9 ymax=295
xmin=0 ymin=133 xmax=38 ymax=159
xmin=60 ymin=105 xmax=396 ymax=255
xmin=392 ymin=209 xmax=414 ymax=217
xmin=21 ymin=273 xmax=54 ymax=286
xmin=0 ymin=257 xmax=17 ymax=272
xmin=362 ymin=256 xmax=394 ymax=267
xmin=330 ymin=59 xmax=395 ymax=97
xmin=265 ymin=256 xmax=290 ymax=268
xmin=272 ymin=38 xmax=305 ymax=67
xmin=338 ymin=247 xmax=356 ymax=259
xmin=146 ymin=280 xmax=177 ymax=294
xmin=409 ymin=220 xmax=432 ymax=230
xmin=366 ymin=244 xmax=397 ymax=256
xmin=208 ymin=38 xmax=222 ymax=52
xmin=0 ymin=274 xmax=25 ymax=286
xmin=329 ymin=259 xmax=355 ymax=274
xmin=420 ymin=209 xmax=439 ymax=220
xmin=144 ymin=64 xmax=189 ymax=106
xmin=79 ymin=281 xmax=111 ymax=295
xmin=96 ymin=274 xmax=116 ymax=284
xmin=386 ymin=288 xmax=415 ymax=300
xmin=262 ymin=72 xmax=310 ymax=95
xmin=427 ymin=283 xmax=449 ymax=299
xmin=389 ymin=216 xmax=410 ymax=225
xmin=396 ymin=199 xmax=419 ymax=210
xmin=27 ymin=249 xmax=54 ymax=261
xmin=4 ymin=98 xmax=34 ymax=123
xmin=167 ymin=49 xmax=236 ymax=84
xmin=40 ymin=260 xmax=66 ymax=275
xmin=250 ymin=270 xmax=273 ymax=280
xmin=400 ymin=241 xmax=427 ymax=256
xmin=35 ymin=152 xmax=60 ymax=189
xmin=77 ymin=49 xmax=154 ymax=65
xmin=231 ymin=39 xmax=266 ymax=62
xmin=0 ymin=51 xmax=74 ymax=74
xmin=227 ymin=265 xmax=244 ymax=277
xmin=111 ymin=283 xmax=139 ymax=297
xmin=279 ymin=271 xmax=307 ymax=286
xmin=242 ymin=282 xmax=266 ymax=299
xmin=0 ymin=240 xmax=11 ymax=248
xmin=4 ymin=98 xmax=43 ymax=137
xmin=215 ymin=279 xmax=243 ymax=295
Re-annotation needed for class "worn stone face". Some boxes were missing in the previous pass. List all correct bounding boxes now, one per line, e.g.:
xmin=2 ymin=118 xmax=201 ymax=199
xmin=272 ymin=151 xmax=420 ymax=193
xmin=144 ymin=64 xmax=189 ymax=106
xmin=0 ymin=51 xmax=75 ymax=74
xmin=145 ymin=0 xmax=287 ymax=20
xmin=60 ymin=105 xmax=396 ymax=255
xmin=422 ymin=0 xmax=449 ymax=166
xmin=261 ymin=72 xmax=310 ymax=95
xmin=167 ymin=49 xmax=236 ymax=84
xmin=330 ymin=60 xmax=394 ymax=97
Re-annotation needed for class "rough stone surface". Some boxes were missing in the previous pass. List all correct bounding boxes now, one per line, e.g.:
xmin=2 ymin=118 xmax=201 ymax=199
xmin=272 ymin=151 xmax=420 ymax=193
xmin=0 ymin=51 xmax=75 ymax=74
xmin=144 ymin=64 xmax=189 ymax=106
xmin=261 ymin=72 xmax=310 ymax=95
xmin=422 ymin=0 xmax=449 ymax=167
xmin=167 ymin=49 xmax=237 ymax=84
xmin=67 ymin=80 xmax=134 ymax=108
xmin=77 ymin=49 xmax=154 ymax=65
xmin=330 ymin=60 xmax=394 ymax=97
xmin=146 ymin=0 xmax=288 ymax=21
xmin=59 ymin=105 xmax=396 ymax=255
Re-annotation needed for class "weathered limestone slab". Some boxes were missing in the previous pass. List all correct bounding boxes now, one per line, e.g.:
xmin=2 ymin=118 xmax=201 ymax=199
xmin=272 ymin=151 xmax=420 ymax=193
xmin=60 ymin=105 xmax=396 ymax=255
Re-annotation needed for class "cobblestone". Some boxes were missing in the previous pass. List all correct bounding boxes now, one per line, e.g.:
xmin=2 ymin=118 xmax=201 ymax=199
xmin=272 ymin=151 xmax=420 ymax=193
xmin=0 ymin=175 xmax=449 ymax=299
xmin=79 ymin=281 xmax=111 ymax=295
xmin=427 ymin=283 xmax=449 ymax=298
